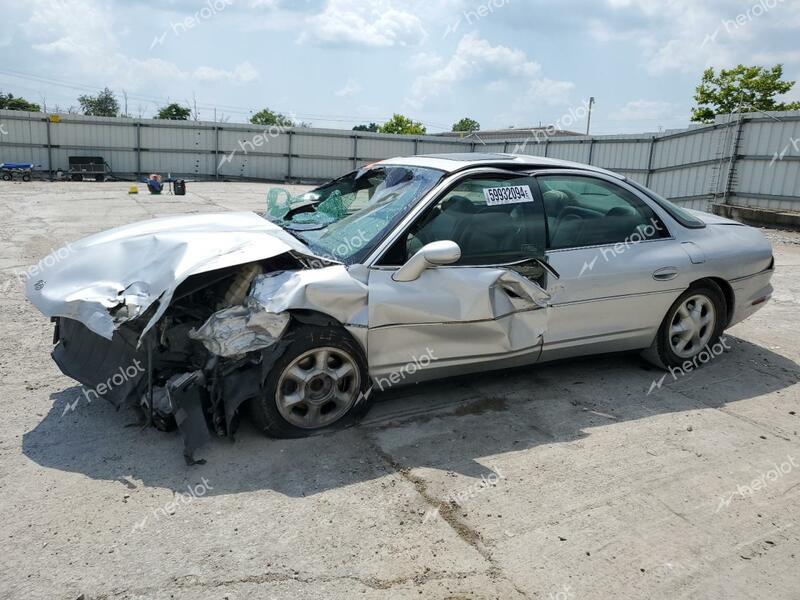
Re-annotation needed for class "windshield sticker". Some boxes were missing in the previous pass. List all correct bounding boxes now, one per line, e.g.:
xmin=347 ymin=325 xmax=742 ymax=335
xmin=483 ymin=185 xmax=535 ymax=206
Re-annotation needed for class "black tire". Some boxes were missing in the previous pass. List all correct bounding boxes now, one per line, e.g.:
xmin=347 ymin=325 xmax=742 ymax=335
xmin=249 ymin=323 xmax=371 ymax=438
xmin=95 ymin=174 xmax=105 ymax=182
xmin=22 ymin=173 xmax=31 ymax=182
xmin=1 ymin=173 xmax=11 ymax=181
xmin=645 ymin=281 xmax=728 ymax=369
xmin=71 ymin=173 xmax=83 ymax=181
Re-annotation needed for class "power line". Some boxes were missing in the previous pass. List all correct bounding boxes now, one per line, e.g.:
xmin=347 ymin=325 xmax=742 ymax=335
xmin=0 ymin=68 xmax=451 ymax=130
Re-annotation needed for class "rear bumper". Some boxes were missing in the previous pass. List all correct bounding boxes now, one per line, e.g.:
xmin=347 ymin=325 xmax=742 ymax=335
xmin=728 ymin=265 xmax=774 ymax=328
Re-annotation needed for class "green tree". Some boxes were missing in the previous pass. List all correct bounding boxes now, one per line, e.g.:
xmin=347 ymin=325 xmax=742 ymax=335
xmin=378 ymin=114 xmax=426 ymax=135
xmin=250 ymin=107 xmax=295 ymax=127
xmin=691 ymin=64 xmax=800 ymax=123
xmin=0 ymin=92 xmax=41 ymax=112
xmin=77 ymin=87 xmax=119 ymax=117
xmin=452 ymin=117 xmax=480 ymax=133
xmin=353 ymin=122 xmax=379 ymax=132
xmin=156 ymin=103 xmax=192 ymax=120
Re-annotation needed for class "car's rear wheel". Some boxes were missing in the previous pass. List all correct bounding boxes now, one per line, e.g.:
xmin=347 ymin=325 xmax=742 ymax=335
xmin=249 ymin=324 xmax=371 ymax=438
xmin=646 ymin=282 xmax=727 ymax=369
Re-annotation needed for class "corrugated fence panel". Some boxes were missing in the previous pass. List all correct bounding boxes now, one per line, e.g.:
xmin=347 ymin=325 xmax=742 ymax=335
xmin=293 ymin=157 xmax=352 ymax=181
xmin=652 ymin=128 xmax=720 ymax=169
xmin=417 ymin=139 xmax=467 ymax=154
xmin=51 ymin=121 xmax=133 ymax=149
xmin=547 ymin=141 xmax=591 ymax=163
xmin=3 ymin=116 xmax=48 ymax=145
xmin=592 ymin=140 xmax=651 ymax=171
xmin=736 ymin=159 xmax=800 ymax=208
xmin=143 ymin=124 xmax=214 ymax=152
xmin=649 ymin=163 xmax=717 ymax=201
xmin=358 ymin=137 xmax=416 ymax=162
xmin=294 ymin=132 xmax=353 ymax=159
xmin=3 ymin=109 xmax=800 ymax=214
xmin=141 ymin=151 xmax=213 ymax=177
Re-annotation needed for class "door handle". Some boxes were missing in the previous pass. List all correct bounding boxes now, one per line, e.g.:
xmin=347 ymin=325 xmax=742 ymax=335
xmin=653 ymin=267 xmax=679 ymax=281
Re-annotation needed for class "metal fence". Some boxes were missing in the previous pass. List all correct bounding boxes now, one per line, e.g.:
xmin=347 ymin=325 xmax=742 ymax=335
xmin=2 ymin=108 xmax=799 ymax=213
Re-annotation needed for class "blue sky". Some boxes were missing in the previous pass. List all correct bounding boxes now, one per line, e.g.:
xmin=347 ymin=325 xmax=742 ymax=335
xmin=2 ymin=0 xmax=799 ymax=134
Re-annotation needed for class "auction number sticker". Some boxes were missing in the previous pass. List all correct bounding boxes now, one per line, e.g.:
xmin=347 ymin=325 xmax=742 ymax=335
xmin=482 ymin=185 xmax=535 ymax=206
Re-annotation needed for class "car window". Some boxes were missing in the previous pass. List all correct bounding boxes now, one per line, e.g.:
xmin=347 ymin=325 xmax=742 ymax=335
xmin=379 ymin=175 xmax=546 ymax=267
xmin=537 ymin=175 xmax=668 ymax=250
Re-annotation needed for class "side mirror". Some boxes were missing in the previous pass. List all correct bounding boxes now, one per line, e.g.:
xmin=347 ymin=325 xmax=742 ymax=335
xmin=393 ymin=241 xmax=461 ymax=282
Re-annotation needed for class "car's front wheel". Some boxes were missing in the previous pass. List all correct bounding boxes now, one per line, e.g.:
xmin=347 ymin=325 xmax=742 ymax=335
xmin=249 ymin=324 xmax=371 ymax=438
xmin=647 ymin=282 xmax=727 ymax=369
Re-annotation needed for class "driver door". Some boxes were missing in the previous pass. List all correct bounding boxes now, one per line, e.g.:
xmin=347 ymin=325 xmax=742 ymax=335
xmin=366 ymin=172 xmax=552 ymax=387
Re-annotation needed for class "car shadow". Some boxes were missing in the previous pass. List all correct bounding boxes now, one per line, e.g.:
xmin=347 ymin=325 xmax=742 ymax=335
xmin=22 ymin=335 xmax=800 ymax=498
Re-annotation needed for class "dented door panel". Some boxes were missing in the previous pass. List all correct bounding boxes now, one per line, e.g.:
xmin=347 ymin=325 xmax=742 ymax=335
xmin=366 ymin=266 xmax=550 ymax=382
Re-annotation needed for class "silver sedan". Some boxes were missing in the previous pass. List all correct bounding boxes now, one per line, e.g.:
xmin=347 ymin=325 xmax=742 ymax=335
xmin=26 ymin=154 xmax=774 ymax=460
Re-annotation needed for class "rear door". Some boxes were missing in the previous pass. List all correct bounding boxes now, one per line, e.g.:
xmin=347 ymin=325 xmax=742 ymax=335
xmin=535 ymin=172 xmax=692 ymax=360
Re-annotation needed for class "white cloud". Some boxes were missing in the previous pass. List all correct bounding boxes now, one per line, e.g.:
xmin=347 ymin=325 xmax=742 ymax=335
xmin=753 ymin=50 xmax=800 ymax=64
xmin=193 ymin=62 xmax=259 ymax=83
xmin=595 ymin=0 xmax=795 ymax=75
xmin=335 ymin=79 xmax=363 ymax=97
xmin=524 ymin=79 xmax=576 ymax=107
xmin=298 ymin=0 xmax=427 ymax=47
xmin=408 ymin=52 xmax=445 ymax=71
xmin=24 ymin=0 xmax=258 ymax=89
xmin=610 ymin=100 xmax=675 ymax=121
xmin=408 ymin=33 xmax=559 ymax=108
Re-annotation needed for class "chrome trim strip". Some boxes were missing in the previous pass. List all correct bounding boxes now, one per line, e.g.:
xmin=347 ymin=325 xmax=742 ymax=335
xmin=375 ymin=340 xmax=543 ymax=372
xmin=545 ymin=237 xmax=675 ymax=255
xmin=541 ymin=327 xmax=650 ymax=349
xmin=729 ymin=265 xmax=775 ymax=284
xmin=369 ymin=305 xmax=546 ymax=330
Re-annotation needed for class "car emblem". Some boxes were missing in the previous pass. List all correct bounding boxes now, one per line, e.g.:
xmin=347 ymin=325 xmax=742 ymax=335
xmin=34 ymin=280 xmax=46 ymax=291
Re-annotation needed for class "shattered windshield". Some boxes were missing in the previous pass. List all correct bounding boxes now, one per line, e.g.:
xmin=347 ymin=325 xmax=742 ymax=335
xmin=265 ymin=165 xmax=443 ymax=264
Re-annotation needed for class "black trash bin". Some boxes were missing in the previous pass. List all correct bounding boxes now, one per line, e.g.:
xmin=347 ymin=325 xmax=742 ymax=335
xmin=174 ymin=179 xmax=186 ymax=196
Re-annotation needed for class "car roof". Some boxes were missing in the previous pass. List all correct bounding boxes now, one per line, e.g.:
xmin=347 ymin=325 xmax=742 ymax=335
xmin=376 ymin=153 xmax=624 ymax=179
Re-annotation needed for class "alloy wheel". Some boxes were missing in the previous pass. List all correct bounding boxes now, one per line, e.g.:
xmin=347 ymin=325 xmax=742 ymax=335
xmin=668 ymin=293 xmax=716 ymax=359
xmin=275 ymin=347 xmax=361 ymax=429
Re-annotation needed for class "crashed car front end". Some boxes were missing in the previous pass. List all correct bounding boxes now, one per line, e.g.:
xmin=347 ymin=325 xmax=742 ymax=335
xmin=27 ymin=164 xmax=445 ymax=463
xmin=27 ymin=211 xmax=369 ymax=463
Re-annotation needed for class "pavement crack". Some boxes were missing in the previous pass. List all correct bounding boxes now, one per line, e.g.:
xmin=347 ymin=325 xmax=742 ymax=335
xmin=363 ymin=431 xmax=531 ymax=599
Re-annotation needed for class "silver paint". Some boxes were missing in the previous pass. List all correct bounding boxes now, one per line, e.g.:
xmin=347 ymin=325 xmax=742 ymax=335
xmin=25 ymin=154 xmax=775 ymax=393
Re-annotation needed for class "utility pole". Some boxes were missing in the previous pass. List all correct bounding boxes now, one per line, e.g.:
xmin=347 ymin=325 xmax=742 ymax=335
xmin=586 ymin=96 xmax=595 ymax=135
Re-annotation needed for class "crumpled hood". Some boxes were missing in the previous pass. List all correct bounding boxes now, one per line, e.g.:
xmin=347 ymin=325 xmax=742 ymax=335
xmin=25 ymin=211 xmax=325 ymax=341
